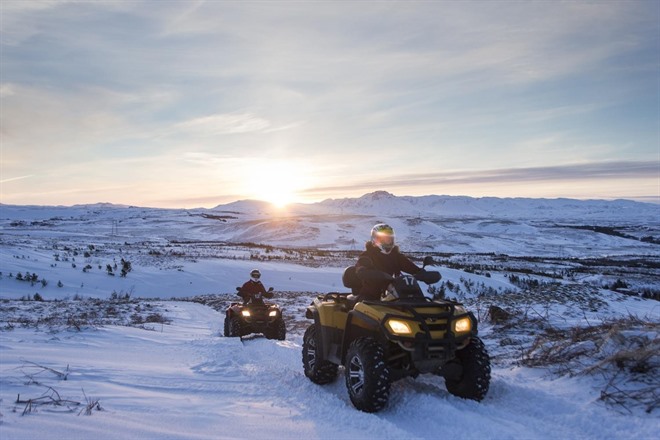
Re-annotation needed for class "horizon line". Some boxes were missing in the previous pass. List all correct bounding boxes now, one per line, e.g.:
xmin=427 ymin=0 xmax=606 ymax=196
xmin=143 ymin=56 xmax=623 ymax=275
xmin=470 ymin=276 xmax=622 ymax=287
xmin=1 ymin=191 xmax=658 ymax=210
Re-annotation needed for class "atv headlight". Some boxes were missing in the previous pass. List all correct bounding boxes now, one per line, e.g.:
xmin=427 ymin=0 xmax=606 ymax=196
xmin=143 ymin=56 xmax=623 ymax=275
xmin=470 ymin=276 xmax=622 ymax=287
xmin=268 ymin=310 xmax=278 ymax=317
xmin=241 ymin=310 xmax=251 ymax=317
xmin=387 ymin=319 xmax=412 ymax=335
xmin=453 ymin=317 xmax=472 ymax=333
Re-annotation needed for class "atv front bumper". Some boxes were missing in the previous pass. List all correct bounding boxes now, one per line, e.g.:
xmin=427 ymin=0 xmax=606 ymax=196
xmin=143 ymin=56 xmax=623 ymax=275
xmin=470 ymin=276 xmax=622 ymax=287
xmin=374 ymin=303 xmax=478 ymax=373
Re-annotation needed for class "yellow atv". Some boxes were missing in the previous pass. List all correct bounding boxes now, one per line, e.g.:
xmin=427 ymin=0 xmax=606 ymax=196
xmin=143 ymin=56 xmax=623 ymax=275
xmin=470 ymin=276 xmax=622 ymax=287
xmin=302 ymin=258 xmax=490 ymax=412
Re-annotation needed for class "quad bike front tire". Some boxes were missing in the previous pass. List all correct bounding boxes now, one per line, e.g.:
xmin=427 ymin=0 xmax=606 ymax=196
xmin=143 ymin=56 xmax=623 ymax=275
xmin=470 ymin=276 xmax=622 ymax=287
xmin=265 ymin=318 xmax=286 ymax=341
xmin=345 ymin=337 xmax=390 ymax=413
xmin=223 ymin=316 xmax=230 ymax=337
xmin=227 ymin=316 xmax=243 ymax=338
xmin=444 ymin=336 xmax=491 ymax=401
xmin=275 ymin=318 xmax=287 ymax=340
xmin=302 ymin=324 xmax=338 ymax=384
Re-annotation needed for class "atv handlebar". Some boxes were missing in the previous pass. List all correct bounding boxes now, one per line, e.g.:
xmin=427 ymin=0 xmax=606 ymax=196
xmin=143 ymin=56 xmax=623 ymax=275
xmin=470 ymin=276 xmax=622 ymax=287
xmin=357 ymin=269 xmax=440 ymax=285
xmin=235 ymin=286 xmax=275 ymax=297
xmin=422 ymin=256 xmax=436 ymax=268
xmin=415 ymin=270 xmax=441 ymax=284
xmin=356 ymin=268 xmax=395 ymax=283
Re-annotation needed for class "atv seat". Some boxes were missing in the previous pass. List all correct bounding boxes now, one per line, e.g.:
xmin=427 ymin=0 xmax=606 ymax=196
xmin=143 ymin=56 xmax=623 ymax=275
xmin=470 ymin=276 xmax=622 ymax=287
xmin=342 ymin=266 xmax=361 ymax=295
xmin=345 ymin=294 xmax=359 ymax=310
xmin=342 ymin=266 xmax=363 ymax=309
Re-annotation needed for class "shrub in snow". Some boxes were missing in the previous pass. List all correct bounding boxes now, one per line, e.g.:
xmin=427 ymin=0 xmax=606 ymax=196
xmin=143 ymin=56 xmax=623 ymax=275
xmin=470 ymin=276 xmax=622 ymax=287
xmin=111 ymin=259 xmax=133 ymax=278
xmin=611 ymin=279 xmax=628 ymax=290
xmin=521 ymin=316 xmax=659 ymax=414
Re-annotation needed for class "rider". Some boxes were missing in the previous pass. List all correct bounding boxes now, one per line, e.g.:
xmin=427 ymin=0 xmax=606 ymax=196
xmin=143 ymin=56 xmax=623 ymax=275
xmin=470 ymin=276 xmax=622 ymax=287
xmin=355 ymin=223 xmax=422 ymax=301
xmin=238 ymin=269 xmax=273 ymax=305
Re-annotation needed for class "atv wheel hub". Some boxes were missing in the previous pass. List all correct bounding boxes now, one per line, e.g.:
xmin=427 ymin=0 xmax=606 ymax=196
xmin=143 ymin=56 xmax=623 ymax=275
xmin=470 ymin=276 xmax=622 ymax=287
xmin=307 ymin=342 xmax=316 ymax=369
xmin=348 ymin=355 xmax=365 ymax=394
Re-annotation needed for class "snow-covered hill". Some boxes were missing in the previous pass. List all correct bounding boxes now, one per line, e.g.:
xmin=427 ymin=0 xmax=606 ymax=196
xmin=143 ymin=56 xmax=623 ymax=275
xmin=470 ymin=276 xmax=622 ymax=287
xmin=2 ymin=192 xmax=658 ymax=256
xmin=311 ymin=191 xmax=659 ymax=220
xmin=1 ymin=192 xmax=658 ymax=301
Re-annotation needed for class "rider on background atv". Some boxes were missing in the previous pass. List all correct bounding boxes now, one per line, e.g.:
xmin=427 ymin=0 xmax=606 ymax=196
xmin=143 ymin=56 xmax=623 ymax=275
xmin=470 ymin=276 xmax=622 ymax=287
xmin=238 ymin=269 xmax=273 ymax=305
xmin=355 ymin=224 xmax=424 ymax=301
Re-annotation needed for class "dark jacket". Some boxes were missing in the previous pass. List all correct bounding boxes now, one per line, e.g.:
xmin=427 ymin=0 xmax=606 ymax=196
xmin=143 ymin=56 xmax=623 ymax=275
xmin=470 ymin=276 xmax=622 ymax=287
xmin=355 ymin=242 xmax=421 ymax=301
xmin=239 ymin=280 xmax=272 ymax=304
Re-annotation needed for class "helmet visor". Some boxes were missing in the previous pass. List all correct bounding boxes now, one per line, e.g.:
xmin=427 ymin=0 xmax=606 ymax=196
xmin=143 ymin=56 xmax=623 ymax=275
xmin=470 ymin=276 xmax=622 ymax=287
xmin=373 ymin=232 xmax=395 ymax=252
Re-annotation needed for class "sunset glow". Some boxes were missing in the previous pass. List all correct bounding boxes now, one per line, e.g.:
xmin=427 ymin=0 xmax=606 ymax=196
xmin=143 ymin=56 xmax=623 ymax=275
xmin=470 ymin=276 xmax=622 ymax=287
xmin=245 ymin=161 xmax=307 ymax=208
xmin=0 ymin=1 xmax=658 ymax=207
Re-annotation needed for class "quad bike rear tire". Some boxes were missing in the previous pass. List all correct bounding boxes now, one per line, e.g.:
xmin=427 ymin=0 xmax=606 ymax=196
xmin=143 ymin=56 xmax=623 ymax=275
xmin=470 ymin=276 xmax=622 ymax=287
xmin=444 ymin=336 xmax=491 ymax=401
xmin=302 ymin=324 xmax=338 ymax=384
xmin=223 ymin=317 xmax=229 ymax=337
xmin=345 ymin=337 xmax=391 ymax=413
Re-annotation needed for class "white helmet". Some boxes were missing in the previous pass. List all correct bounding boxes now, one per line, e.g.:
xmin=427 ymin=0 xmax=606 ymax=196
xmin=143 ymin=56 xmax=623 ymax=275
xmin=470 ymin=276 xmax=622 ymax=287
xmin=371 ymin=223 xmax=395 ymax=254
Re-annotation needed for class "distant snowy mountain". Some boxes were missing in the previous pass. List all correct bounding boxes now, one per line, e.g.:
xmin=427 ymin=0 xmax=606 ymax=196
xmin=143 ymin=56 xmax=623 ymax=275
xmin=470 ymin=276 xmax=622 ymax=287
xmin=307 ymin=191 xmax=659 ymax=221
xmin=212 ymin=199 xmax=279 ymax=215
xmin=71 ymin=202 xmax=132 ymax=209
xmin=2 ymin=192 xmax=658 ymax=256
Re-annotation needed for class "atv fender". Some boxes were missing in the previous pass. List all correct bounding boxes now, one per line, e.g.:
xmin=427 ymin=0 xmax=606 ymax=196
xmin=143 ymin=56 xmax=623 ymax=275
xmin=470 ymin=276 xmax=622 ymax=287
xmin=340 ymin=310 xmax=386 ymax=364
xmin=305 ymin=307 xmax=333 ymax=363
xmin=305 ymin=305 xmax=317 ymax=321
xmin=468 ymin=311 xmax=478 ymax=334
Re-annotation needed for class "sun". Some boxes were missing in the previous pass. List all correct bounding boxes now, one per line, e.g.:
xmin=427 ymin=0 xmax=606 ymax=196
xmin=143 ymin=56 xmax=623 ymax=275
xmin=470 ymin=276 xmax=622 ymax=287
xmin=246 ymin=161 xmax=306 ymax=208
xmin=261 ymin=180 xmax=295 ymax=207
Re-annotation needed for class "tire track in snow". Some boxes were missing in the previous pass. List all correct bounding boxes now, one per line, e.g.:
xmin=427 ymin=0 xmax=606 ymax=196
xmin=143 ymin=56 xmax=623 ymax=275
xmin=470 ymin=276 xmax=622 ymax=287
xmin=185 ymin=303 xmax=659 ymax=439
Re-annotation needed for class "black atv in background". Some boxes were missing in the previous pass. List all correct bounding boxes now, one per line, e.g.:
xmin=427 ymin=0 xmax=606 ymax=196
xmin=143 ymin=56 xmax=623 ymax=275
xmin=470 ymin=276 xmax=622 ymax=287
xmin=224 ymin=287 xmax=286 ymax=340
xmin=302 ymin=257 xmax=490 ymax=412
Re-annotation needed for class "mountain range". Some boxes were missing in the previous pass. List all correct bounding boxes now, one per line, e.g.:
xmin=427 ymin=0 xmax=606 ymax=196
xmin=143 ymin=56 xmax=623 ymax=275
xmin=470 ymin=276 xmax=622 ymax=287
xmin=2 ymin=191 xmax=658 ymax=256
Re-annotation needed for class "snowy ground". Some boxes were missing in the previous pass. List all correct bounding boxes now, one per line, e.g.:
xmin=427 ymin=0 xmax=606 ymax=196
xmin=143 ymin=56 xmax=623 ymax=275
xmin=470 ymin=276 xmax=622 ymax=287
xmin=1 ymin=196 xmax=658 ymax=439
xmin=2 ymin=301 xmax=658 ymax=440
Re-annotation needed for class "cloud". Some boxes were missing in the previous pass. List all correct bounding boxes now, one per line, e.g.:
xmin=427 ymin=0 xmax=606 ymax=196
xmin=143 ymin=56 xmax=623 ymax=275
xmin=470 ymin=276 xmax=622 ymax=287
xmin=182 ymin=152 xmax=245 ymax=166
xmin=0 ymin=83 xmax=152 ymax=154
xmin=517 ymin=104 xmax=604 ymax=124
xmin=0 ymin=0 xmax=71 ymax=46
xmin=302 ymin=161 xmax=660 ymax=196
xmin=0 ymin=174 xmax=33 ymax=184
xmin=0 ymin=83 xmax=16 ymax=97
xmin=175 ymin=113 xmax=271 ymax=135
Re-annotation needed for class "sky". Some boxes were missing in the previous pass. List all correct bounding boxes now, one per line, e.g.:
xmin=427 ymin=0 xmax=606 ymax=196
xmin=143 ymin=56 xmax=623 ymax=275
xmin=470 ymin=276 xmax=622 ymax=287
xmin=1 ymin=0 xmax=659 ymax=208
